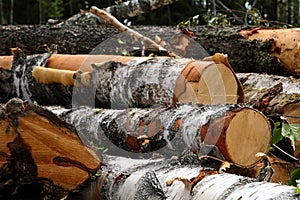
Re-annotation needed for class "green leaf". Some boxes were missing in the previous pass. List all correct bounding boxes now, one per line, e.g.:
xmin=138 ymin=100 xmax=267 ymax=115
xmin=287 ymin=167 xmax=300 ymax=186
xmin=270 ymin=122 xmax=283 ymax=145
xmin=281 ymin=123 xmax=300 ymax=150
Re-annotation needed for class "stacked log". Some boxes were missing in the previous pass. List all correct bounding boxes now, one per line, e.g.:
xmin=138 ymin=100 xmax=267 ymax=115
xmin=52 ymin=103 xmax=271 ymax=168
xmin=75 ymin=154 xmax=298 ymax=200
xmin=2 ymin=26 xmax=300 ymax=76
xmin=238 ymin=73 xmax=300 ymax=115
xmin=0 ymin=98 xmax=101 ymax=199
xmin=0 ymin=53 xmax=244 ymax=108
xmin=240 ymin=28 xmax=300 ymax=76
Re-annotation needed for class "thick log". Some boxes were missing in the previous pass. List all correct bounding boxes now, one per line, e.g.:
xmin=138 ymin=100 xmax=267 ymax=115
xmin=0 ymin=53 xmax=244 ymax=108
xmin=78 ymin=154 xmax=298 ymax=200
xmin=240 ymin=28 xmax=300 ymax=76
xmin=0 ymin=25 xmax=298 ymax=76
xmin=53 ymin=103 xmax=271 ymax=168
xmin=237 ymin=73 xmax=300 ymax=115
xmin=0 ymin=98 xmax=101 ymax=199
xmin=238 ymin=73 xmax=300 ymax=161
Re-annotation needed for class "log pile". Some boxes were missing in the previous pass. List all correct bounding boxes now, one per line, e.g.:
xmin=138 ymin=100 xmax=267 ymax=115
xmin=1 ymin=10 xmax=300 ymax=198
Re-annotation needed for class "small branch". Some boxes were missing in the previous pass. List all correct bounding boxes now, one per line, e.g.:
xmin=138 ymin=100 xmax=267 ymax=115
xmin=90 ymin=6 xmax=180 ymax=58
xmin=272 ymin=144 xmax=300 ymax=165
xmin=215 ymin=0 xmax=242 ymax=23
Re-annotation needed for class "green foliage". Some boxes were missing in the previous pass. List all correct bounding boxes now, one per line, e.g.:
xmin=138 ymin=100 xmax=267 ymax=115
xmin=37 ymin=0 xmax=64 ymax=20
xmin=280 ymin=117 xmax=300 ymax=150
xmin=90 ymin=171 xmax=103 ymax=180
xmin=49 ymin=0 xmax=64 ymax=20
xmin=247 ymin=8 xmax=269 ymax=27
xmin=178 ymin=15 xmax=201 ymax=27
xmin=269 ymin=117 xmax=300 ymax=150
xmin=206 ymin=13 xmax=230 ymax=26
xmin=269 ymin=121 xmax=283 ymax=151
xmin=287 ymin=167 xmax=300 ymax=194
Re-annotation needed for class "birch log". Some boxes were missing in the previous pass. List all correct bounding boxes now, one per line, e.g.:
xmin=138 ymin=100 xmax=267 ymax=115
xmin=0 ymin=53 xmax=244 ymax=108
xmin=78 ymin=154 xmax=298 ymax=200
xmin=53 ymin=103 xmax=271 ymax=168
xmin=237 ymin=73 xmax=300 ymax=115
xmin=0 ymin=98 xmax=101 ymax=199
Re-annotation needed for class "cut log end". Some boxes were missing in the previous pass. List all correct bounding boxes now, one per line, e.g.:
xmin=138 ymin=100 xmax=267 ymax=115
xmin=175 ymin=61 xmax=243 ymax=105
xmin=0 ymin=99 xmax=101 ymax=191
xmin=225 ymin=108 xmax=271 ymax=167
xmin=202 ymin=107 xmax=271 ymax=167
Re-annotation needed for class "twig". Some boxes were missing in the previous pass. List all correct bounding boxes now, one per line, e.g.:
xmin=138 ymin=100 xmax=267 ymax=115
xmin=215 ymin=0 xmax=242 ymax=23
xmin=90 ymin=6 xmax=180 ymax=58
xmin=272 ymin=144 xmax=300 ymax=165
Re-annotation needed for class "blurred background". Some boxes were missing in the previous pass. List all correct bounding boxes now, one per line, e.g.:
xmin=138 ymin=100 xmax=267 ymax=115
xmin=0 ymin=0 xmax=299 ymax=26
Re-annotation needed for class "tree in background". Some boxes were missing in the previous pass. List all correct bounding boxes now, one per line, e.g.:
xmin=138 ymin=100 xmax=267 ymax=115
xmin=37 ymin=0 xmax=64 ymax=22
xmin=0 ymin=0 xmax=299 ymax=26
xmin=0 ymin=0 xmax=4 ymax=24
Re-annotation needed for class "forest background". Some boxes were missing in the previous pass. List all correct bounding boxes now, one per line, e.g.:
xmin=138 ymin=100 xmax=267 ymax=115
xmin=0 ymin=0 xmax=299 ymax=27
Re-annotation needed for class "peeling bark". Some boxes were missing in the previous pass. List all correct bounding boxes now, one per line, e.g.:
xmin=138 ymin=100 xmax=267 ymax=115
xmin=52 ymin=103 xmax=271 ymax=168
xmin=81 ymin=154 xmax=298 ymax=200
xmin=0 ymin=53 xmax=243 ymax=108
xmin=238 ymin=73 xmax=300 ymax=115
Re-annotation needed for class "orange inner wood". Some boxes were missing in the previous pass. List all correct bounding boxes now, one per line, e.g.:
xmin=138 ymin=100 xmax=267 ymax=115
xmin=0 ymin=54 xmax=135 ymax=71
xmin=0 ymin=56 xmax=13 ymax=70
xmin=0 ymin=112 xmax=101 ymax=190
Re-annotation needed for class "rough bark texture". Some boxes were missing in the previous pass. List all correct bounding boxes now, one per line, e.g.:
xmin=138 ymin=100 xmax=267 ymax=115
xmin=0 ymin=53 xmax=243 ymax=108
xmin=52 ymin=103 xmax=271 ymax=168
xmin=241 ymin=28 xmax=300 ymax=76
xmin=0 ymin=25 xmax=294 ymax=76
xmin=238 ymin=73 xmax=300 ymax=115
xmin=0 ymin=98 xmax=101 ymax=199
xmin=75 ymin=154 xmax=298 ymax=200
xmin=0 ymin=25 xmax=120 ymax=55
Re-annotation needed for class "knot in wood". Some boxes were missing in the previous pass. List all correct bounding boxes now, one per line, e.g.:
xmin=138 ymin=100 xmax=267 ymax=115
xmin=5 ymin=98 xmax=25 ymax=116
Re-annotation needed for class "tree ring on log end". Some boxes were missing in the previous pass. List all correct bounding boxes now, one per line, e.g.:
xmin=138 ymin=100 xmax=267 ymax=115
xmin=175 ymin=61 xmax=242 ymax=105
xmin=201 ymin=107 xmax=271 ymax=167
xmin=225 ymin=108 xmax=271 ymax=167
